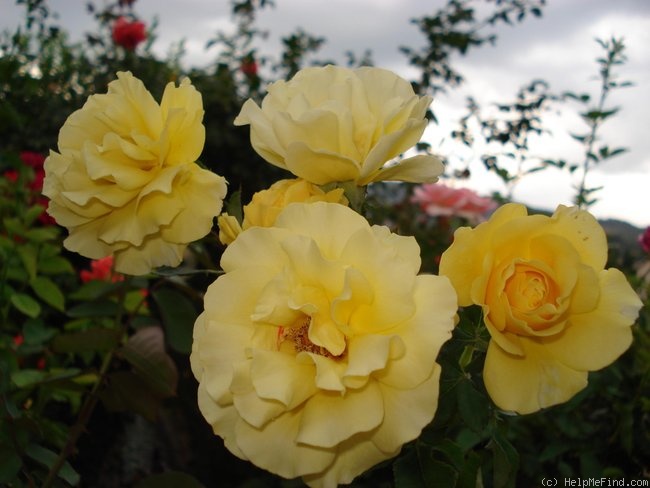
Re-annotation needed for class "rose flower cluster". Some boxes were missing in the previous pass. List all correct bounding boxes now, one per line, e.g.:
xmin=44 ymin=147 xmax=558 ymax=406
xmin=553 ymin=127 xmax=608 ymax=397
xmin=42 ymin=65 xmax=641 ymax=487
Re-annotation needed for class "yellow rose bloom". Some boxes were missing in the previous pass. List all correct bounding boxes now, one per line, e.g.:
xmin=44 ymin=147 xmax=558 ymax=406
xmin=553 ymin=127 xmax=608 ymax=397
xmin=191 ymin=202 xmax=456 ymax=487
xmin=439 ymin=203 xmax=642 ymax=414
xmin=234 ymin=65 xmax=444 ymax=186
xmin=217 ymin=178 xmax=348 ymax=245
xmin=43 ymin=71 xmax=227 ymax=275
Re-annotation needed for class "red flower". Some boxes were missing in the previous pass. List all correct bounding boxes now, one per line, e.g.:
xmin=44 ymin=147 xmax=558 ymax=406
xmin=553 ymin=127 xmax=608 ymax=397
xmin=411 ymin=183 xmax=497 ymax=223
xmin=13 ymin=334 xmax=24 ymax=347
xmin=640 ymin=227 xmax=650 ymax=254
xmin=80 ymin=256 xmax=125 ymax=283
xmin=3 ymin=170 xmax=19 ymax=183
xmin=241 ymin=59 xmax=258 ymax=77
xmin=112 ymin=17 xmax=147 ymax=50
xmin=20 ymin=151 xmax=46 ymax=169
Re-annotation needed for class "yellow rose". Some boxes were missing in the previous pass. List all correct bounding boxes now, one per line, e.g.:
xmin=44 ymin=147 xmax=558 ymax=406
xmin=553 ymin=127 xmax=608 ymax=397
xmin=191 ymin=202 xmax=456 ymax=487
xmin=439 ymin=203 xmax=642 ymax=414
xmin=234 ymin=65 xmax=444 ymax=186
xmin=43 ymin=71 xmax=227 ymax=275
xmin=217 ymin=178 xmax=348 ymax=245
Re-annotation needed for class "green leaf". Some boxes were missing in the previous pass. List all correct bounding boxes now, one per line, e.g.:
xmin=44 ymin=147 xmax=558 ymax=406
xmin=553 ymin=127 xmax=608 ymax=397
xmin=10 ymin=293 xmax=41 ymax=318
xmin=152 ymin=288 xmax=198 ymax=354
xmin=24 ymin=443 xmax=80 ymax=486
xmin=0 ymin=447 xmax=22 ymax=484
xmin=30 ymin=276 xmax=65 ymax=311
xmin=394 ymin=444 xmax=458 ymax=488
xmin=69 ymin=280 xmax=122 ymax=301
xmin=457 ymin=378 xmax=490 ymax=433
xmin=119 ymin=327 xmax=178 ymax=398
xmin=225 ymin=188 xmax=243 ymax=224
xmin=67 ymin=299 xmax=120 ymax=318
xmin=38 ymin=255 xmax=75 ymax=275
xmin=24 ymin=319 xmax=57 ymax=345
xmin=11 ymin=369 xmax=48 ymax=388
xmin=135 ymin=471 xmax=206 ymax=488
xmin=17 ymin=244 xmax=38 ymax=280
xmin=25 ymin=227 xmax=59 ymax=243
xmin=52 ymin=327 xmax=121 ymax=353
xmin=490 ymin=430 xmax=519 ymax=488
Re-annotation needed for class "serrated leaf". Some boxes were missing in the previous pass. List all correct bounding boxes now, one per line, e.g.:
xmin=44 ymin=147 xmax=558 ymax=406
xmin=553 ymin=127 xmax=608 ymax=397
xmin=30 ymin=276 xmax=65 ymax=311
xmin=152 ymin=288 xmax=197 ymax=354
xmin=11 ymin=293 xmax=41 ymax=318
xmin=119 ymin=327 xmax=178 ymax=398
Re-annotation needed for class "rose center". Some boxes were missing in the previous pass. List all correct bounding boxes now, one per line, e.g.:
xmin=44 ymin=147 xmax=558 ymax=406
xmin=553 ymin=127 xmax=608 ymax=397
xmin=505 ymin=267 xmax=551 ymax=312
xmin=276 ymin=316 xmax=346 ymax=360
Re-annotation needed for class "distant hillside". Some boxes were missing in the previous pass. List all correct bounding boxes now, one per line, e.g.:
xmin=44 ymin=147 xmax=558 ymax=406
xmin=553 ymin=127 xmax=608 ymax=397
xmin=600 ymin=218 xmax=645 ymax=268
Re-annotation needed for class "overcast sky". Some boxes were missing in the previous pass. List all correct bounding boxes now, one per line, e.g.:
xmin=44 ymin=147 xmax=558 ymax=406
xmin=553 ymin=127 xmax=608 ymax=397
xmin=2 ymin=0 xmax=649 ymax=228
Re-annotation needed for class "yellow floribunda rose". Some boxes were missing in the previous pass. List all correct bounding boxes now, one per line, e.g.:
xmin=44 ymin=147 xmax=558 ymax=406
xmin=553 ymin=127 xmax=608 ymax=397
xmin=43 ymin=71 xmax=227 ymax=275
xmin=191 ymin=202 xmax=456 ymax=487
xmin=439 ymin=203 xmax=642 ymax=414
xmin=217 ymin=178 xmax=348 ymax=245
xmin=234 ymin=65 xmax=444 ymax=186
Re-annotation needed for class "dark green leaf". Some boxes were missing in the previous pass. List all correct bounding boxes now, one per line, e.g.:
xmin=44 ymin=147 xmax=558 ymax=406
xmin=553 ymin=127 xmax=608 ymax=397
xmin=67 ymin=299 xmax=120 ymax=318
xmin=10 ymin=293 xmax=41 ymax=318
xmin=11 ymin=369 xmax=48 ymax=388
xmin=52 ymin=327 xmax=121 ymax=353
xmin=24 ymin=443 xmax=80 ymax=486
xmin=69 ymin=280 xmax=122 ymax=301
xmin=25 ymin=227 xmax=59 ymax=243
xmin=152 ymin=288 xmax=198 ymax=354
xmin=24 ymin=319 xmax=57 ymax=345
xmin=0 ymin=447 xmax=22 ymax=483
xmin=17 ymin=244 xmax=38 ymax=280
xmin=38 ymin=255 xmax=75 ymax=275
xmin=457 ymin=378 xmax=489 ymax=433
xmin=30 ymin=276 xmax=65 ymax=311
xmin=490 ymin=430 xmax=519 ymax=488
xmin=119 ymin=327 xmax=178 ymax=398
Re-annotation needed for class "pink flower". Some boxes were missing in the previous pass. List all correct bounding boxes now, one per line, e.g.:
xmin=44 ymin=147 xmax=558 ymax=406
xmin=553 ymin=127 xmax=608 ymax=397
xmin=80 ymin=256 xmax=124 ymax=283
xmin=411 ymin=183 xmax=497 ymax=223
xmin=639 ymin=227 xmax=650 ymax=254
xmin=112 ymin=17 xmax=147 ymax=50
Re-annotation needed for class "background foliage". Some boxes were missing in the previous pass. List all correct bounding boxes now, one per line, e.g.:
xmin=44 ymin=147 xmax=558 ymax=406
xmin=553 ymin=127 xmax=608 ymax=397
xmin=1 ymin=0 xmax=648 ymax=486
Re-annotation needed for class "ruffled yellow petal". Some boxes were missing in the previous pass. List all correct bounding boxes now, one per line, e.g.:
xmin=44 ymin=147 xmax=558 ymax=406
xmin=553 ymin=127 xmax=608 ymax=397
xmin=484 ymin=338 xmax=588 ymax=414
xmin=541 ymin=268 xmax=640 ymax=371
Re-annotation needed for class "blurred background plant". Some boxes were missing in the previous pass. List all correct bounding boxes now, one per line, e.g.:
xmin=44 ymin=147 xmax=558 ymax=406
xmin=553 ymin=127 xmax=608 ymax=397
xmin=0 ymin=0 xmax=647 ymax=486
